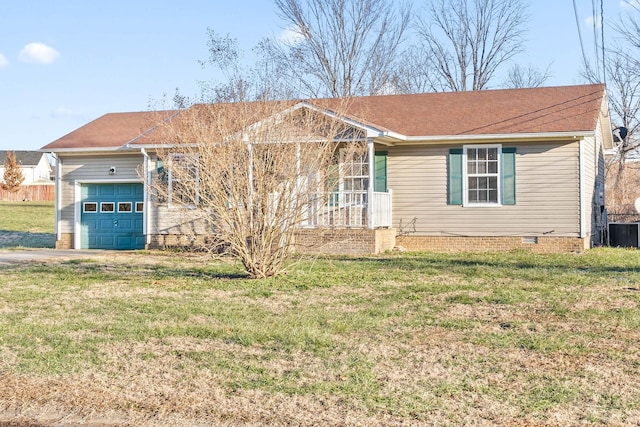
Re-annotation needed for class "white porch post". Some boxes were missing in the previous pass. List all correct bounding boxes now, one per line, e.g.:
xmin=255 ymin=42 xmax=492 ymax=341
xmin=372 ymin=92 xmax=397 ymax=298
xmin=367 ymin=138 xmax=375 ymax=229
xmin=53 ymin=154 xmax=61 ymax=242
xmin=246 ymin=139 xmax=254 ymax=229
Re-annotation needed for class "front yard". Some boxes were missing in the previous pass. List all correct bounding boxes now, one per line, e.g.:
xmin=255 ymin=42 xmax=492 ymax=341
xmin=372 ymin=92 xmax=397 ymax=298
xmin=0 ymin=248 xmax=639 ymax=426
xmin=0 ymin=201 xmax=54 ymax=249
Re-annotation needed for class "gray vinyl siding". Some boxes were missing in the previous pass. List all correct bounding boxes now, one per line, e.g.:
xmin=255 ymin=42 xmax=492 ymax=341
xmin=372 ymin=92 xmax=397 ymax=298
xmin=147 ymin=203 xmax=214 ymax=236
xmin=583 ymin=118 xmax=606 ymax=245
xmin=57 ymin=154 xmax=143 ymax=234
xmin=388 ymin=141 xmax=582 ymax=237
xmin=581 ymin=136 xmax=596 ymax=241
xmin=146 ymin=154 xmax=214 ymax=236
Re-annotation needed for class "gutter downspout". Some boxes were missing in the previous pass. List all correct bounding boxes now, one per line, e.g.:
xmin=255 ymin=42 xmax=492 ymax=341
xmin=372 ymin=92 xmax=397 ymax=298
xmin=579 ymin=139 xmax=587 ymax=241
xmin=141 ymin=148 xmax=150 ymax=246
xmin=51 ymin=153 xmax=61 ymax=243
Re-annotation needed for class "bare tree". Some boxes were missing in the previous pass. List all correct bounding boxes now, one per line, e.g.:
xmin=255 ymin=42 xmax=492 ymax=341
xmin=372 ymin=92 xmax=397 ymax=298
xmin=602 ymin=49 xmax=640 ymax=162
xmin=2 ymin=152 xmax=24 ymax=192
xmin=414 ymin=0 xmax=528 ymax=92
xmin=150 ymin=33 xmax=363 ymax=278
xmin=618 ymin=1 xmax=640 ymax=50
xmin=577 ymin=4 xmax=640 ymax=222
xmin=259 ymin=0 xmax=411 ymax=97
xmin=392 ymin=45 xmax=441 ymax=93
xmin=198 ymin=30 xmax=257 ymax=103
xmin=149 ymin=101 xmax=356 ymax=279
xmin=593 ymin=47 xmax=640 ymax=222
xmin=502 ymin=63 xmax=551 ymax=89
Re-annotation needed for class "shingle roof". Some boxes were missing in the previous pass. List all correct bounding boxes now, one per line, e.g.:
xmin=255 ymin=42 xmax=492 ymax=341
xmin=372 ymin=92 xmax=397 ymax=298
xmin=319 ymin=83 xmax=606 ymax=136
xmin=41 ymin=84 xmax=607 ymax=151
xmin=0 ymin=151 xmax=47 ymax=166
xmin=42 ymin=110 xmax=179 ymax=151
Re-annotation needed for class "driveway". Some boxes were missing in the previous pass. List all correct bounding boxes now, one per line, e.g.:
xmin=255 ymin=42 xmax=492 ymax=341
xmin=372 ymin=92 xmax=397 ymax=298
xmin=0 ymin=249 xmax=110 ymax=264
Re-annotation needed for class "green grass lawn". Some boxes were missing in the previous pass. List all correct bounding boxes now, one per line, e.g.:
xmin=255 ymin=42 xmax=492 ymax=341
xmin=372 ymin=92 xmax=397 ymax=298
xmin=1 ymin=248 xmax=639 ymax=426
xmin=0 ymin=201 xmax=55 ymax=248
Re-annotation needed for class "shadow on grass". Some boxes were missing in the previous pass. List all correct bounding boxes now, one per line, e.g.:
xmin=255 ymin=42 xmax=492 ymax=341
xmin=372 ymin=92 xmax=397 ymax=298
xmin=341 ymin=249 xmax=640 ymax=275
xmin=0 ymin=230 xmax=55 ymax=249
xmin=56 ymin=257 xmax=251 ymax=281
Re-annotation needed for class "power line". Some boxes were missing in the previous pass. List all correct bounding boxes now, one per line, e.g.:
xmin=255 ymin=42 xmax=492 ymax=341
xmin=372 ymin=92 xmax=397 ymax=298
xmin=601 ymin=0 xmax=606 ymax=83
xmin=573 ymin=0 xmax=593 ymax=78
xmin=573 ymin=0 xmax=606 ymax=82
xmin=592 ymin=0 xmax=600 ymax=78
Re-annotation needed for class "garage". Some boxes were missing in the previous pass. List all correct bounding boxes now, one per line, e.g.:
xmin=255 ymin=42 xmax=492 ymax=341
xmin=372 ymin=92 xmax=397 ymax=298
xmin=80 ymin=183 xmax=144 ymax=250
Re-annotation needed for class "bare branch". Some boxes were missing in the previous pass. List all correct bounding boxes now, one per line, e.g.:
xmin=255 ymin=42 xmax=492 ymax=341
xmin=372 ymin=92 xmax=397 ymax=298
xmin=414 ymin=0 xmax=528 ymax=92
xmin=262 ymin=0 xmax=411 ymax=97
xmin=502 ymin=63 xmax=552 ymax=89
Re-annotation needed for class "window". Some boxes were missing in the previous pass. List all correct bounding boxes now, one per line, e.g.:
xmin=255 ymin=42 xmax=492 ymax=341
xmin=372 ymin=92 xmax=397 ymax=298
xmin=448 ymin=146 xmax=516 ymax=206
xmin=339 ymin=147 xmax=369 ymax=196
xmin=167 ymin=153 xmax=199 ymax=206
xmin=465 ymin=146 xmax=500 ymax=204
xmin=100 ymin=202 xmax=115 ymax=212
xmin=83 ymin=202 xmax=97 ymax=213
xmin=117 ymin=202 xmax=132 ymax=213
xmin=135 ymin=202 xmax=144 ymax=213
xmin=326 ymin=147 xmax=369 ymax=208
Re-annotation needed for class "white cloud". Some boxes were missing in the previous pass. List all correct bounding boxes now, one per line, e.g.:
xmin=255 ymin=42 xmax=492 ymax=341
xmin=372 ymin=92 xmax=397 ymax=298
xmin=50 ymin=106 xmax=87 ymax=122
xmin=0 ymin=54 xmax=8 ymax=68
xmin=278 ymin=25 xmax=306 ymax=45
xmin=584 ymin=15 xmax=603 ymax=28
xmin=19 ymin=42 xmax=60 ymax=65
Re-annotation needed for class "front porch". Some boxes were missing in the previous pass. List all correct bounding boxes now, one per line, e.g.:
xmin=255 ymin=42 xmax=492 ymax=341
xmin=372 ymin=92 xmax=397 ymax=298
xmin=304 ymin=190 xmax=393 ymax=228
xmin=296 ymin=140 xmax=395 ymax=254
xmin=302 ymin=137 xmax=392 ymax=230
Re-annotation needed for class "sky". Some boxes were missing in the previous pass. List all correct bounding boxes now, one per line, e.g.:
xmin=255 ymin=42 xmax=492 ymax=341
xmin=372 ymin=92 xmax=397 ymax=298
xmin=0 ymin=0 xmax=633 ymax=151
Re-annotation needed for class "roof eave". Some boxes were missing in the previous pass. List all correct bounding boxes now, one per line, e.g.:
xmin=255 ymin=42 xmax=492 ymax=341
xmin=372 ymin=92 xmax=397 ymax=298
xmin=388 ymin=131 xmax=595 ymax=144
xmin=40 ymin=145 xmax=141 ymax=154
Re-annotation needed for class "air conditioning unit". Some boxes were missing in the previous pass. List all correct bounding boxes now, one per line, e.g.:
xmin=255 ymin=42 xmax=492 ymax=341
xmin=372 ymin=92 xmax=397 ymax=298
xmin=608 ymin=222 xmax=640 ymax=248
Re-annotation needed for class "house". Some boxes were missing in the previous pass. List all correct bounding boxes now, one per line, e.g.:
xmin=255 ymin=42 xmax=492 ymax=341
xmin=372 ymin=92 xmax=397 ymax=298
xmin=41 ymin=84 xmax=613 ymax=254
xmin=0 ymin=150 xmax=52 ymax=185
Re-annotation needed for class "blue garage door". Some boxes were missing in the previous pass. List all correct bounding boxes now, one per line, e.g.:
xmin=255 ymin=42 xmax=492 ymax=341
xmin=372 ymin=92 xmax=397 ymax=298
xmin=81 ymin=183 xmax=144 ymax=250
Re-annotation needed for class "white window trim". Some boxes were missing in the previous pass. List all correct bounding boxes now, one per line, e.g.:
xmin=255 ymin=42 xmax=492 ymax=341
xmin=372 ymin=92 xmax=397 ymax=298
xmin=117 ymin=202 xmax=133 ymax=213
xmin=337 ymin=147 xmax=368 ymax=208
xmin=83 ymin=202 xmax=98 ymax=213
xmin=463 ymin=144 xmax=502 ymax=207
xmin=100 ymin=202 xmax=115 ymax=213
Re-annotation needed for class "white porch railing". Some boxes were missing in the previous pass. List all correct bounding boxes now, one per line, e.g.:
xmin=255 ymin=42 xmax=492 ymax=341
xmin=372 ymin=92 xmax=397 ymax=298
xmin=303 ymin=190 xmax=392 ymax=228
xmin=372 ymin=190 xmax=392 ymax=227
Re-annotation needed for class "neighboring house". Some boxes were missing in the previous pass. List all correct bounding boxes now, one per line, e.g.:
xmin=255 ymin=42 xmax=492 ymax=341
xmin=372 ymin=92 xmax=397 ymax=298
xmin=41 ymin=84 xmax=613 ymax=254
xmin=0 ymin=150 xmax=52 ymax=185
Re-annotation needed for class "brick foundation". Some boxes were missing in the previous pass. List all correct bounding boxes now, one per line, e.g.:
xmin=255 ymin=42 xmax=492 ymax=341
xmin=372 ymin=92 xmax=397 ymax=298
xmin=55 ymin=233 xmax=74 ymax=249
xmin=146 ymin=234 xmax=214 ymax=250
xmin=396 ymin=235 xmax=589 ymax=253
xmin=294 ymin=228 xmax=396 ymax=255
xmin=56 ymin=231 xmax=588 ymax=254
